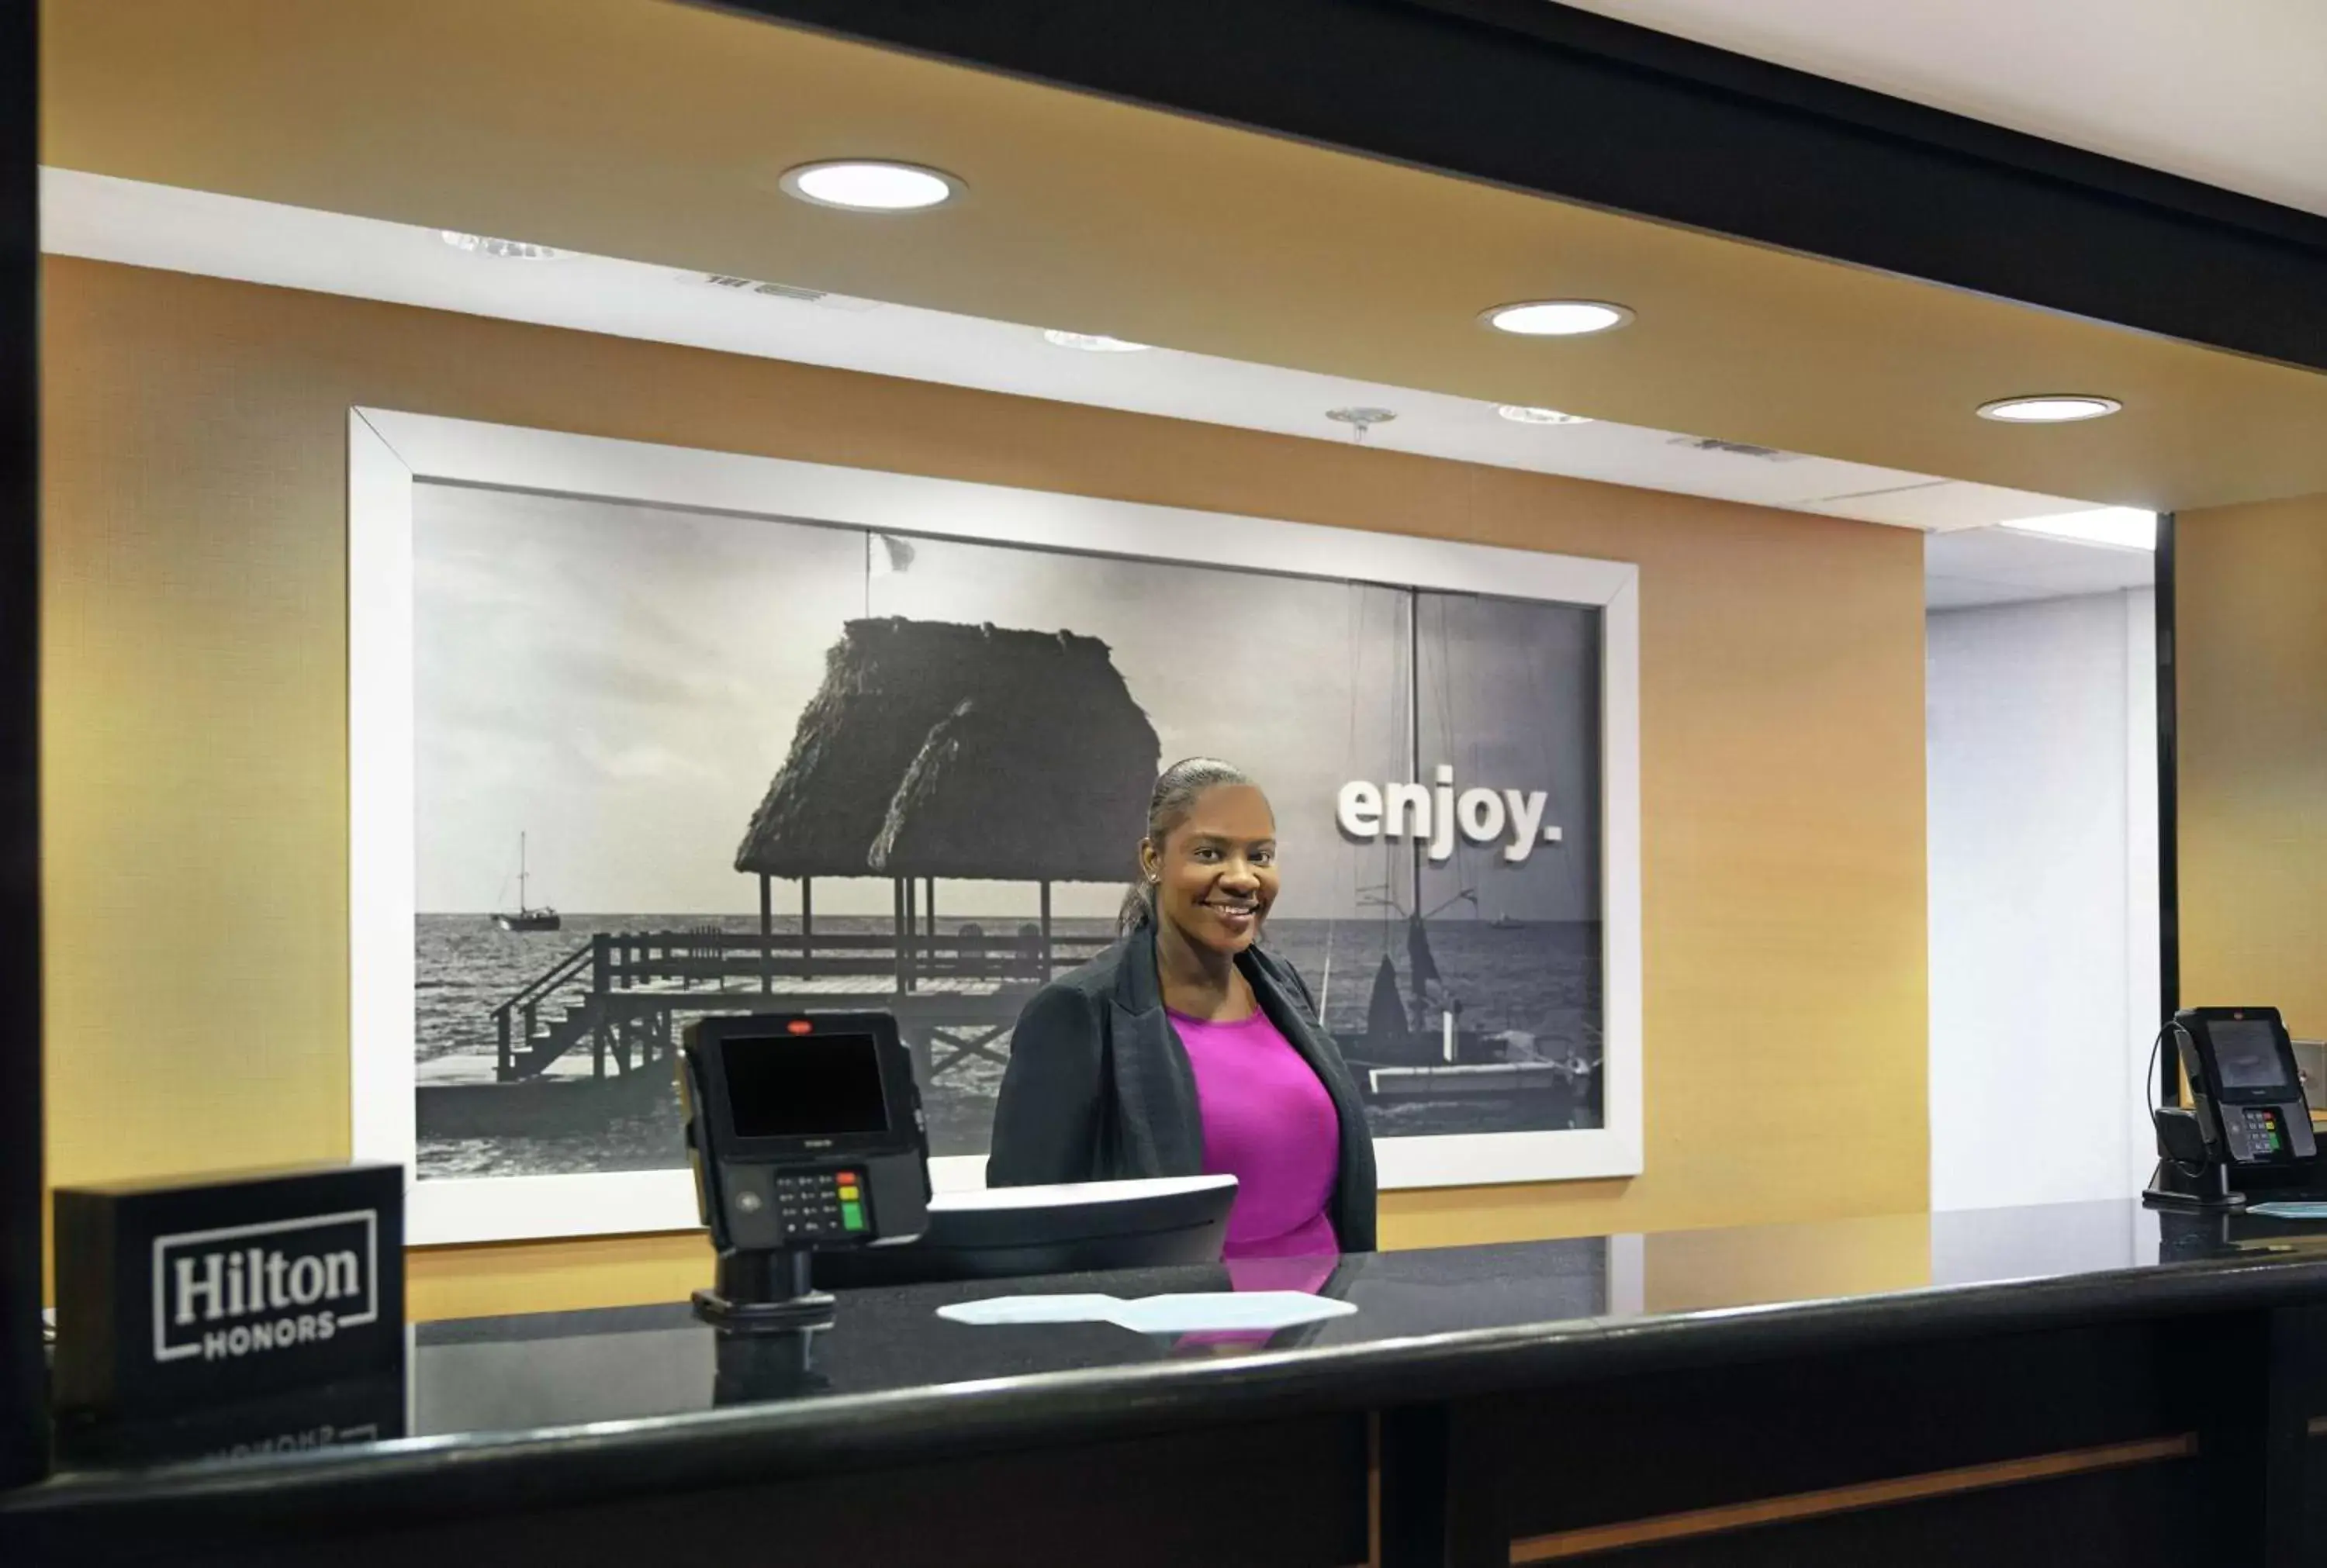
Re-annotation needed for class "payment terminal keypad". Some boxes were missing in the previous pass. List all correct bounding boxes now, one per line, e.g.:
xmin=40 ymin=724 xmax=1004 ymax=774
xmin=2234 ymin=1107 xmax=2287 ymax=1159
xmin=773 ymin=1169 xmax=868 ymax=1242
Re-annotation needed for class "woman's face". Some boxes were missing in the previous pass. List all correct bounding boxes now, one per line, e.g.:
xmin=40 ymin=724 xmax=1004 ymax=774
xmin=1145 ymin=784 xmax=1279 ymax=955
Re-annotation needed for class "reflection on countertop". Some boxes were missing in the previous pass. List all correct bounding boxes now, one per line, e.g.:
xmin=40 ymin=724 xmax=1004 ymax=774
xmin=29 ymin=1199 xmax=2327 ymax=1494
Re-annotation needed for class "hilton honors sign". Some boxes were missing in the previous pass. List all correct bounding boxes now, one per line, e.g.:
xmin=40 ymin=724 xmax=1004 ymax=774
xmin=53 ymin=1163 xmax=404 ymax=1418
xmin=155 ymin=1211 xmax=378 ymax=1363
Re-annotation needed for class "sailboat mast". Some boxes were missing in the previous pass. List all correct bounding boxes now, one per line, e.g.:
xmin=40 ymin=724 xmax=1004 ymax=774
xmin=1409 ymin=592 xmax=1423 ymax=916
xmin=519 ymin=831 xmax=528 ymax=912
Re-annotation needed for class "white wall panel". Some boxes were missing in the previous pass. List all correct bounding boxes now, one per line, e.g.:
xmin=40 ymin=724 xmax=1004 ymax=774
xmin=1928 ymin=589 xmax=2158 ymax=1210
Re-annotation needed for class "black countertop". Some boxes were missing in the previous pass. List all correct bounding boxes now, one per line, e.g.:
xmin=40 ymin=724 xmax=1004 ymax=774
xmin=13 ymin=1200 xmax=2327 ymax=1525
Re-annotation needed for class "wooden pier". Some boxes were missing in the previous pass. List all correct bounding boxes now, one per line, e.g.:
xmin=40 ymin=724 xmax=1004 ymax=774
xmin=481 ymin=926 xmax=1109 ymax=1090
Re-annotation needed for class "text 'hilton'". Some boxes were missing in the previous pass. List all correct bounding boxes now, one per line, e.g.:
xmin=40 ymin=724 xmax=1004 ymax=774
xmin=154 ymin=1211 xmax=380 ymax=1365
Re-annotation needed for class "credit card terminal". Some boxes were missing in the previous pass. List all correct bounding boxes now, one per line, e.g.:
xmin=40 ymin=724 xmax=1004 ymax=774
xmin=2166 ymin=1007 xmax=2317 ymax=1176
xmin=677 ymin=1011 xmax=930 ymax=1330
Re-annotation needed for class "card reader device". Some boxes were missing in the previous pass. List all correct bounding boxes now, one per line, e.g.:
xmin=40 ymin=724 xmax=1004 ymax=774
xmin=678 ymin=1011 xmax=930 ymax=1331
xmin=2145 ymin=1006 xmax=2317 ymax=1209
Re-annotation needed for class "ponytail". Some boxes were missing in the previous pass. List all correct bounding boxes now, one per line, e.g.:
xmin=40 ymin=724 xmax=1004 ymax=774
xmin=1116 ymin=880 xmax=1157 ymax=934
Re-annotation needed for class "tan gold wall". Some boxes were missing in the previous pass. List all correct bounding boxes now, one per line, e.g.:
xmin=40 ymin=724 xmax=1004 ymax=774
xmin=43 ymin=258 xmax=1930 ymax=1318
xmin=2177 ymin=492 xmax=2327 ymax=1034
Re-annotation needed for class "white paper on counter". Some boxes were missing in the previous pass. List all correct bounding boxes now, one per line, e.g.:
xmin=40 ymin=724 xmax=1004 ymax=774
xmin=937 ymin=1291 xmax=1356 ymax=1333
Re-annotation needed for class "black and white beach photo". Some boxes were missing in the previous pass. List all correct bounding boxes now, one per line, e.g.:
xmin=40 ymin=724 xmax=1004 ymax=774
xmin=411 ymin=482 xmax=1604 ymax=1183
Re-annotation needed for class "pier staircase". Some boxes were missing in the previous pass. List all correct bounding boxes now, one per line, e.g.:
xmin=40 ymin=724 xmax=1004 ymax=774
xmin=493 ymin=941 xmax=625 ymax=1083
xmin=506 ymin=1001 xmax=603 ymax=1079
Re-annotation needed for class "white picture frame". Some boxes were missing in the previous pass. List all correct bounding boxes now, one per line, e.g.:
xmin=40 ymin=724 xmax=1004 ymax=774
xmin=349 ymin=408 xmax=1644 ymax=1245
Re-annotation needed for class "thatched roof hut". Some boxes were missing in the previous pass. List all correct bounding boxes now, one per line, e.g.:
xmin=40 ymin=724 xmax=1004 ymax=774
xmin=735 ymin=617 xmax=1160 ymax=884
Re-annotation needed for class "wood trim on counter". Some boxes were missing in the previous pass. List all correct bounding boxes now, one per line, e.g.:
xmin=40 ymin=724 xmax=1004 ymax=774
xmin=1507 ymin=1434 xmax=2197 ymax=1563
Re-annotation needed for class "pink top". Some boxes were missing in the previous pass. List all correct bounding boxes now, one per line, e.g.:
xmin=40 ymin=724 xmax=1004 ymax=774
xmin=1168 ymin=1007 xmax=1341 ymax=1259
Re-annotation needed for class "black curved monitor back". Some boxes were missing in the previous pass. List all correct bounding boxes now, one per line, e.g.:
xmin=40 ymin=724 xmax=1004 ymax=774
xmin=813 ymin=1175 xmax=1236 ymax=1290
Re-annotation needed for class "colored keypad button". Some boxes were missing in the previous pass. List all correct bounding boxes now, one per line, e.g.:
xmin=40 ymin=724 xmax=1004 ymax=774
xmin=841 ymin=1203 xmax=864 ymax=1230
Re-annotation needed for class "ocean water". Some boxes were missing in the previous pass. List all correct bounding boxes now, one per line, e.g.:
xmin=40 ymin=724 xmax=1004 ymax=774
xmin=415 ymin=914 xmax=1602 ymax=1179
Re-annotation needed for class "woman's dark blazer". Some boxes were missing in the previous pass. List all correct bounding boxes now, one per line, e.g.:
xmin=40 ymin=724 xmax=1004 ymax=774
xmin=987 ymin=924 xmax=1378 ymax=1252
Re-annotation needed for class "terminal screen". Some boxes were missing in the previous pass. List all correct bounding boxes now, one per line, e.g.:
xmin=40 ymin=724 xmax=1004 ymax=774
xmin=721 ymin=1031 xmax=889 ymax=1138
xmin=2211 ymin=1018 xmax=2292 ymax=1092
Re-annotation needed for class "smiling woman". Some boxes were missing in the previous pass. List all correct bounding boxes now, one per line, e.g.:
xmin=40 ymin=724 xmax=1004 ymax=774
xmin=987 ymin=759 xmax=1381 ymax=1254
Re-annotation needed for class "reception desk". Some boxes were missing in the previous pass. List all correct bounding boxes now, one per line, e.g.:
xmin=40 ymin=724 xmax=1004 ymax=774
xmin=8 ymin=1200 xmax=2327 ymax=1566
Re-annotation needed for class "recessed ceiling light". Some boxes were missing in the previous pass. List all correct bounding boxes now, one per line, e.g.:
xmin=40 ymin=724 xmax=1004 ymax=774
xmin=1999 ymin=507 xmax=2156 ymax=550
xmin=778 ymin=161 xmax=962 ymax=212
xmin=441 ymin=232 xmax=562 ymax=260
xmin=1325 ymin=406 xmax=1399 ymax=444
xmin=1498 ymin=405 xmax=1594 ymax=426
xmin=1042 ymin=330 xmax=1151 ymax=352
xmin=1482 ymin=300 xmax=1634 ymax=337
xmin=1976 ymin=395 xmax=2122 ymax=423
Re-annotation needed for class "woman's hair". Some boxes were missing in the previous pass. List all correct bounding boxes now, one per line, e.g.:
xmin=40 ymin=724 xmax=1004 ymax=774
xmin=1115 ymin=757 xmax=1257 ymax=934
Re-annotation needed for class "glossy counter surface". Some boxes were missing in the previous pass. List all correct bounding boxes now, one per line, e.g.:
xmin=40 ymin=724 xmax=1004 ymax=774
xmin=12 ymin=1200 xmax=2327 ymax=1524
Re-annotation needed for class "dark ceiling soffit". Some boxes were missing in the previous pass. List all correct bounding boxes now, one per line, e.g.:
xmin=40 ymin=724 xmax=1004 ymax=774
xmin=701 ymin=0 xmax=2327 ymax=377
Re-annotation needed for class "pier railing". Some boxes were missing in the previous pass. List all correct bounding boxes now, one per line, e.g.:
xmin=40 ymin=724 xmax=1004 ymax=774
xmin=595 ymin=929 xmax=1113 ymax=992
xmin=490 ymin=927 xmax=1116 ymax=1082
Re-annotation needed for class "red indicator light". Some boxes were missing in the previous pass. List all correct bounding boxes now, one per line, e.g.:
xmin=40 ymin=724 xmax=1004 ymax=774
xmin=786 ymin=1019 xmax=813 ymax=1035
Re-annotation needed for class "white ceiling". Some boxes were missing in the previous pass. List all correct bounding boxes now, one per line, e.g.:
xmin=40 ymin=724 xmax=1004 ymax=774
xmin=1925 ymin=526 xmax=2152 ymax=611
xmin=41 ymin=168 xmax=2114 ymax=535
xmin=1554 ymin=0 xmax=2327 ymax=217
xmin=43 ymin=168 xmax=2150 ymax=610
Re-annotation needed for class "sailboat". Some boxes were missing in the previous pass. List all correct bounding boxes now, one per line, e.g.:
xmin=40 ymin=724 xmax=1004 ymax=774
xmin=1334 ymin=594 xmax=1578 ymax=1103
xmin=493 ymin=833 xmax=562 ymax=933
xmin=1337 ymin=594 xmax=1485 ymax=1081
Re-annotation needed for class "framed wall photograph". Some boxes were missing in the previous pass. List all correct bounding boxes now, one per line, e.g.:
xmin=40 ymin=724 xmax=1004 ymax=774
xmin=347 ymin=409 xmax=1641 ymax=1245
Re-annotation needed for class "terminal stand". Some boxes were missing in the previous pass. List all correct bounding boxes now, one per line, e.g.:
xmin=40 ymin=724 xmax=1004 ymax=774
xmin=693 ymin=1247 xmax=836 ymax=1334
xmin=2143 ymin=1158 xmax=2244 ymax=1210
